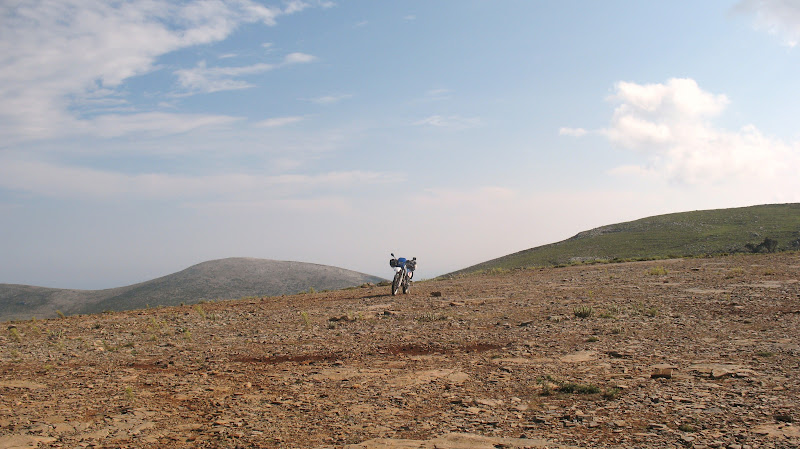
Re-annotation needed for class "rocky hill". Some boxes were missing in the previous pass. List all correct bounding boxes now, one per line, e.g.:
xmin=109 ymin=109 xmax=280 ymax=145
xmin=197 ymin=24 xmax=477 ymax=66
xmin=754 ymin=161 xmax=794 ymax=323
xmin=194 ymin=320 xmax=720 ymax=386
xmin=1 ymin=252 xmax=798 ymax=448
xmin=0 ymin=258 xmax=384 ymax=322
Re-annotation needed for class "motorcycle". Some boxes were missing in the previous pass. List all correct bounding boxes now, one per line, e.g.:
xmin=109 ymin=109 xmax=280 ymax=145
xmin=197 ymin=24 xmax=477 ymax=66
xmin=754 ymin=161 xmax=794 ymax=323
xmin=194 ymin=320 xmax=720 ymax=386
xmin=389 ymin=253 xmax=416 ymax=296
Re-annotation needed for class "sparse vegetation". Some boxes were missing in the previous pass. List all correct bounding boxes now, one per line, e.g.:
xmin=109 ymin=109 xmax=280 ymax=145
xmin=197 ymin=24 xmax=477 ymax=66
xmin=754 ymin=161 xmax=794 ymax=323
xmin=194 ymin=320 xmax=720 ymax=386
xmin=487 ymin=267 xmax=509 ymax=275
xmin=417 ymin=312 xmax=448 ymax=322
xmin=573 ymin=305 xmax=594 ymax=319
xmin=599 ymin=306 xmax=620 ymax=319
xmin=47 ymin=329 xmax=64 ymax=341
xmin=8 ymin=327 xmax=21 ymax=343
xmin=602 ymin=387 xmax=622 ymax=400
xmin=536 ymin=376 xmax=618 ymax=398
xmin=193 ymin=304 xmax=207 ymax=319
xmin=124 ymin=386 xmax=136 ymax=402
xmin=725 ymin=267 xmax=745 ymax=278
xmin=56 ymin=310 xmax=66 ymax=319
xmin=647 ymin=266 xmax=668 ymax=276
xmin=559 ymin=382 xmax=601 ymax=395
xmin=300 ymin=311 xmax=311 ymax=327
xmin=633 ymin=303 xmax=658 ymax=317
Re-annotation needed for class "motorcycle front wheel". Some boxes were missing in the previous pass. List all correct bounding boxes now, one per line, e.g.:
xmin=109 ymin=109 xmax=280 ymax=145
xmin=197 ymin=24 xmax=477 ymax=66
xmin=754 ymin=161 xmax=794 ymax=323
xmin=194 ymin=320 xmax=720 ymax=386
xmin=391 ymin=271 xmax=402 ymax=296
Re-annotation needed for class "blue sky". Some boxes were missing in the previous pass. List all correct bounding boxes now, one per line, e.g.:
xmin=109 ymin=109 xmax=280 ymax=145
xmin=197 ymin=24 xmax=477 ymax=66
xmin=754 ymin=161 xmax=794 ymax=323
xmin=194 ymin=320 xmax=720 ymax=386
xmin=2 ymin=0 xmax=800 ymax=288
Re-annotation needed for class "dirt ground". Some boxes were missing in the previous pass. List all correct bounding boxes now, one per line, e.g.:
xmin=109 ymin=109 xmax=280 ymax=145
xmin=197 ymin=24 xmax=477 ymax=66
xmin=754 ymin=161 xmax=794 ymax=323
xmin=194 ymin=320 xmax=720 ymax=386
xmin=1 ymin=253 xmax=799 ymax=448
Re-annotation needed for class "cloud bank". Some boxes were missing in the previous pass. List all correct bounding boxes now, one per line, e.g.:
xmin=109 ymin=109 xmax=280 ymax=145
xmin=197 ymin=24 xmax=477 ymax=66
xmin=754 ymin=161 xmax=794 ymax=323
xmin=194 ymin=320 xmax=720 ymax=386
xmin=0 ymin=158 xmax=403 ymax=201
xmin=599 ymin=78 xmax=800 ymax=192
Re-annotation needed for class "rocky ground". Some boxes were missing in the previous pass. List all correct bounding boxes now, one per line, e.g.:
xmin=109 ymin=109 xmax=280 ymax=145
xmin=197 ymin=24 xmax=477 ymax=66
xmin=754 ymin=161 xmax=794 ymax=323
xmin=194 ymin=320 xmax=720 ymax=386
xmin=1 ymin=253 xmax=799 ymax=449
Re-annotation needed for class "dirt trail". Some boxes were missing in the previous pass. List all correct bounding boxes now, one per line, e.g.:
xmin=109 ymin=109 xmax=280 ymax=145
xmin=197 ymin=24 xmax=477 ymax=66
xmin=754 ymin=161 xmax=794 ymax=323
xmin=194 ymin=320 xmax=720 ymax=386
xmin=2 ymin=253 xmax=799 ymax=448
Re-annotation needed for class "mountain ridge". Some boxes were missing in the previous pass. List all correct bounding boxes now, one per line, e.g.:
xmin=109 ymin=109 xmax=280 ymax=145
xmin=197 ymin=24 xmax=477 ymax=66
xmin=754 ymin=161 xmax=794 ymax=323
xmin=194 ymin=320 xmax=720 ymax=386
xmin=0 ymin=257 xmax=385 ymax=322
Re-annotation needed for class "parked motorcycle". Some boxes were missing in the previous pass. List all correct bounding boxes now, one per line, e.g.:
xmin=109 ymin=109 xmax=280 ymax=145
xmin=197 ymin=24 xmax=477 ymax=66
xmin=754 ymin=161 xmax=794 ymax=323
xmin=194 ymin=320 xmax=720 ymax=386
xmin=389 ymin=253 xmax=416 ymax=296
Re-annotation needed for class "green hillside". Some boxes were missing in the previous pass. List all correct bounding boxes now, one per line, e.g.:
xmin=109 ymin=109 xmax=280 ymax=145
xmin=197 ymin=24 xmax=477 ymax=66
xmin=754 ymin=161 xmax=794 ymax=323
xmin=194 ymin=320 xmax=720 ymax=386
xmin=449 ymin=203 xmax=800 ymax=276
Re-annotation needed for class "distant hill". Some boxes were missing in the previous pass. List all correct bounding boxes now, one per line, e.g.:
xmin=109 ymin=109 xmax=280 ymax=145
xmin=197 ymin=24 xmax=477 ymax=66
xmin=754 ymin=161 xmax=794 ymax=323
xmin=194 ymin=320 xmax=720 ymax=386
xmin=0 ymin=258 xmax=385 ymax=322
xmin=447 ymin=203 xmax=800 ymax=276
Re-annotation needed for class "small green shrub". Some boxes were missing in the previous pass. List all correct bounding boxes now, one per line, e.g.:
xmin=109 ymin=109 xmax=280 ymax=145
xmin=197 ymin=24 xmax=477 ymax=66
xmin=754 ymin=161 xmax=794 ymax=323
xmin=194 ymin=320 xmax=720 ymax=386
xmin=573 ymin=305 xmax=594 ymax=318
xmin=417 ymin=312 xmax=448 ymax=322
xmin=124 ymin=386 xmax=136 ymax=402
xmin=633 ymin=303 xmax=658 ymax=317
xmin=56 ymin=310 xmax=66 ymax=319
xmin=8 ymin=327 xmax=21 ymax=343
xmin=598 ymin=305 xmax=619 ymax=319
xmin=602 ymin=387 xmax=622 ymax=400
xmin=559 ymin=382 xmax=600 ymax=394
xmin=725 ymin=267 xmax=745 ymax=278
xmin=193 ymin=304 xmax=207 ymax=319
xmin=647 ymin=266 xmax=668 ymax=276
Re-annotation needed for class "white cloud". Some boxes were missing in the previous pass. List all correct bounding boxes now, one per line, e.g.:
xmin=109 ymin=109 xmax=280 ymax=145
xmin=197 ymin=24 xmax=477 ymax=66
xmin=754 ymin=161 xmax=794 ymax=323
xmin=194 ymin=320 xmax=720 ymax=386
xmin=601 ymin=78 xmax=800 ymax=188
xmin=0 ymin=158 xmax=404 ymax=200
xmin=175 ymin=61 xmax=270 ymax=93
xmin=559 ymin=127 xmax=587 ymax=137
xmin=0 ymin=0 xmax=312 ymax=143
xmin=284 ymin=1 xmax=310 ymax=14
xmin=309 ymin=94 xmax=353 ymax=104
xmin=414 ymin=115 xmax=482 ymax=129
xmin=175 ymin=53 xmax=316 ymax=94
xmin=256 ymin=116 xmax=305 ymax=128
xmin=284 ymin=52 xmax=317 ymax=64
xmin=87 ymin=112 xmax=240 ymax=138
xmin=735 ymin=0 xmax=800 ymax=47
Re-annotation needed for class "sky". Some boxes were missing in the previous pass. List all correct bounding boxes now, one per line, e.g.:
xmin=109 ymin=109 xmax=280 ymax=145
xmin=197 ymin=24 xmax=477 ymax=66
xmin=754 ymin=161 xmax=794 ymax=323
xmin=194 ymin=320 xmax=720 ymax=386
xmin=2 ymin=0 xmax=800 ymax=289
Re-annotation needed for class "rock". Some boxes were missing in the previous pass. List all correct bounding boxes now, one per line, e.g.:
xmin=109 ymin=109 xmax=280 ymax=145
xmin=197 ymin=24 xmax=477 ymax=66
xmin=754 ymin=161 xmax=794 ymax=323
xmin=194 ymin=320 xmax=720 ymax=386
xmin=0 ymin=435 xmax=58 ymax=449
xmin=651 ymin=364 xmax=678 ymax=379
xmin=560 ymin=350 xmax=597 ymax=363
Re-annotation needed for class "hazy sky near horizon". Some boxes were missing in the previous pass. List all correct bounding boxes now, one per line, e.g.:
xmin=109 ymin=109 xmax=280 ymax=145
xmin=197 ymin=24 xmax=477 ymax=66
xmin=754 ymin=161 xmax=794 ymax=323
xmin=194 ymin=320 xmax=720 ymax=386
xmin=2 ymin=0 xmax=800 ymax=288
